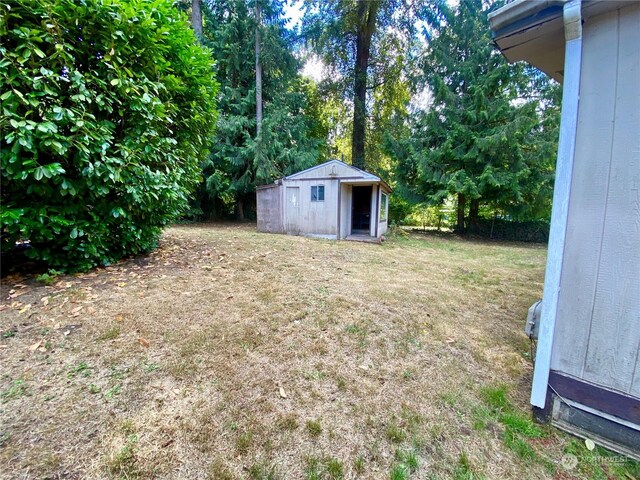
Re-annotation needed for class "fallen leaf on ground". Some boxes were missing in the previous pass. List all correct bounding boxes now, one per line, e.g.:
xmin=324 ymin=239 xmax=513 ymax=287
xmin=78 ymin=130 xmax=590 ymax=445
xmin=28 ymin=340 xmax=42 ymax=351
xmin=18 ymin=304 xmax=31 ymax=314
xmin=445 ymin=337 xmax=456 ymax=344
xmin=585 ymin=438 xmax=595 ymax=451
xmin=138 ymin=338 xmax=150 ymax=348
xmin=279 ymin=386 xmax=287 ymax=399
xmin=41 ymin=296 xmax=50 ymax=306
xmin=115 ymin=314 xmax=124 ymax=322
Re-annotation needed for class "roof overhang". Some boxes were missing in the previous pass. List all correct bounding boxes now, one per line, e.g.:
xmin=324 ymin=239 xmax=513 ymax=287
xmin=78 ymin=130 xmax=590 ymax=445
xmin=342 ymin=179 xmax=393 ymax=193
xmin=488 ymin=0 xmax=631 ymax=83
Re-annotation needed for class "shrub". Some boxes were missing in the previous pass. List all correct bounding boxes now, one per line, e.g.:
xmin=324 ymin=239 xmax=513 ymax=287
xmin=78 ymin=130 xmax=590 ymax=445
xmin=0 ymin=0 xmax=218 ymax=271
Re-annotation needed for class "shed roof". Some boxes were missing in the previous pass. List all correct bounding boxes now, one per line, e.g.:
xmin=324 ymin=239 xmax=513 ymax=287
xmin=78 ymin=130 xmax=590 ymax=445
xmin=284 ymin=159 xmax=380 ymax=181
xmin=282 ymin=159 xmax=392 ymax=192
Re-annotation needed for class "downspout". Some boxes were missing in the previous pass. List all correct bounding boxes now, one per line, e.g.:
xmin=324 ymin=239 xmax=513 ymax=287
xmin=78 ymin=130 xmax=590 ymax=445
xmin=531 ymin=0 xmax=582 ymax=409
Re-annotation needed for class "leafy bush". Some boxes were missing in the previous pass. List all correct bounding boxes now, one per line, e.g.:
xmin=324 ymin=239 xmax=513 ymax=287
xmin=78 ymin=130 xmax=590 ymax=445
xmin=468 ymin=219 xmax=549 ymax=243
xmin=1 ymin=0 xmax=218 ymax=270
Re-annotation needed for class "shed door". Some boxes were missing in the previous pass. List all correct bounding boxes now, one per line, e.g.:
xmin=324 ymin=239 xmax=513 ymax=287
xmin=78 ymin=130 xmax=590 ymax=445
xmin=285 ymin=186 xmax=301 ymax=234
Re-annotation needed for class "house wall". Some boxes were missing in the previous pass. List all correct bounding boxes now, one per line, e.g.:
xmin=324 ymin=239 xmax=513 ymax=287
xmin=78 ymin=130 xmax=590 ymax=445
xmin=551 ymin=3 xmax=640 ymax=396
xmin=282 ymin=178 xmax=340 ymax=237
xmin=256 ymin=185 xmax=283 ymax=233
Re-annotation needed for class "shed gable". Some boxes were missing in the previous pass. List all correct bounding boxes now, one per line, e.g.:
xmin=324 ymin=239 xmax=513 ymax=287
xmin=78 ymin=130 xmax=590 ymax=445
xmin=285 ymin=160 xmax=379 ymax=181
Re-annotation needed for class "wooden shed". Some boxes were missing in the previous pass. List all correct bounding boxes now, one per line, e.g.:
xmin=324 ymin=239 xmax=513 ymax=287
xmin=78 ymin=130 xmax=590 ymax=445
xmin=256 ymin=160 xmax=391 ymax=241
xmin=489 ymin=0 xmax=639 ymax=458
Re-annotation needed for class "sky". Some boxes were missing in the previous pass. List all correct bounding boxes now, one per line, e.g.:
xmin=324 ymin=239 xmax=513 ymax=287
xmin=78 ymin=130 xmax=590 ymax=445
xmin=282 ymin=1 xmax=327 ymax=81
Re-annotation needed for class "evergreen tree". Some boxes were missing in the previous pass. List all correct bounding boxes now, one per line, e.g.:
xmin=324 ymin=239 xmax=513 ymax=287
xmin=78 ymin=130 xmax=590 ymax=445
xmin=302 ymin=0 xmax=425 ymax=172
xmin=390 ymin=0 xmax=559 ymax=232
xmin=194 ymin=0 xmax=326 ymax=220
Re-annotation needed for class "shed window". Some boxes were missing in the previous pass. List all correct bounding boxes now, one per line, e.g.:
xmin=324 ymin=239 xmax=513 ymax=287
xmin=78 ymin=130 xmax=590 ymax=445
xmin=311 ymin=185 xmax=325 ymax=202
xmin=380 ymin=193 xmax=388 ymax=222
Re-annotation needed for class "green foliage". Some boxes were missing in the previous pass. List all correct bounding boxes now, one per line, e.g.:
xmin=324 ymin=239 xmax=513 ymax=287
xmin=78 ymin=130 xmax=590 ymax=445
xmin=563 ymin=439 xmax=640 ymax=480
xmin=389 ymin=0 xmax=560 ymax=232
xmin=1 ymin=0 xmax=218 ymax=271
xmin=391 ymin=448 xmax=418 ymax=479
xmin=302 ymin=0 xmax=421 ymax=174
xmin=404 ymin=203 xmax=455 ymax=231
xmin=453 ymin=452 xmax=484 ymax=480
xmin=192 ymin=0 xmax=325 ymax=220
xmin=306 ymin=419 xmax=322 ymax=436
xmin=304 ymin=456 xmax=343 ymax=480
xmin=1 ymin=379 xmax=26 ymax=402
xmin=479 ymin=384 xmax=509 ymax=411
xmin=35 ymin=269 xmax=63 ymax=285
xmin=479 ymin=384 xmax=547 ymax=464
xmin=107 ymin=434 xmax=139 ymax=478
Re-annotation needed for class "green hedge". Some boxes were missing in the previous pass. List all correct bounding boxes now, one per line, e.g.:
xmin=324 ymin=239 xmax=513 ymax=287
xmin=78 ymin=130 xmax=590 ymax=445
xmin=468 ymin=219 xmax=550 ymax=243
xmin=1 ymin=0 xmax=218 ymax=271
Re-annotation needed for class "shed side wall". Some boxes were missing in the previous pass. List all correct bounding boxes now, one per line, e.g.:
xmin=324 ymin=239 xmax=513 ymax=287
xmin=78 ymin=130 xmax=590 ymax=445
xmin=551 ymin=4 xmax=640 ymax=396
xmin=256 ymin=186 xmax=283 ymax=233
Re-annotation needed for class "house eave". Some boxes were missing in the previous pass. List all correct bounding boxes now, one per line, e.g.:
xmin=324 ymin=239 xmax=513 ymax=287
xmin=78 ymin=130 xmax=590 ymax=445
xmin=488 ymin=0 xmax=631 ymax=83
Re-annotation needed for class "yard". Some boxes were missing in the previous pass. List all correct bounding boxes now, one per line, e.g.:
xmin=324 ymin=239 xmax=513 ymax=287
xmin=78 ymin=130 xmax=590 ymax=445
xmin=0 ymin=225 xmax=637 ymax=480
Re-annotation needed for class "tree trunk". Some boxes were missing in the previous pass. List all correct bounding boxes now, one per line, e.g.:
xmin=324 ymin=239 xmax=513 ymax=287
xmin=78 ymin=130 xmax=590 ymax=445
xmin=236 ymin=197 xmax=245 ymax=221
xmin=456 ymin=193 xmax=466 ymax=234
xmin=191 ymin=0 xmax=202 ymax=38
xmin=351 ymin=1 xmax=379 ymax=170
xmin=255 ymin=0 xmax=263 ymax=138
xmin=469 ymin=198 xmax=480 ymax=233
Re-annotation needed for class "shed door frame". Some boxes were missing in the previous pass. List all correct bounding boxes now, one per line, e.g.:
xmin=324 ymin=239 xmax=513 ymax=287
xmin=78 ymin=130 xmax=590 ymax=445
xmin=285 ymin=186 xmax=301 ymax=234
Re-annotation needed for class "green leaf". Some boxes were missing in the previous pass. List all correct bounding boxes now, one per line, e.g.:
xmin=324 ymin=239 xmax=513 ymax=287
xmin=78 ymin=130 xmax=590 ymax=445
xmin=110 ymin=78 xmax=119 ymax=86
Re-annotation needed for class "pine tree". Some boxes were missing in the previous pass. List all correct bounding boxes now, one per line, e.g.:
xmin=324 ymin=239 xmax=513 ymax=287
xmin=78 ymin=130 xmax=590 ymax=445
xmin=391 ymin=0 xmax=559 ymax=232
xmin=193 ymin=0 xmax=326 ymax=220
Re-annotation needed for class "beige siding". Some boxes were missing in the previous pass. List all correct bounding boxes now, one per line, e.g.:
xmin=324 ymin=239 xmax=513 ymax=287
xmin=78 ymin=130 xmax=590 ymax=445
xmin=340 ymin=183 xmax=352 ymax=239
xmin=369 ymin=185 xmax=377 ymax=236
xmin=283 ymin=179 xmax=339 ymax=237
xmin=288 ymin=161 xmax=373 ymax=180
xmin=551 ymin=4 xmax=640 ymax=395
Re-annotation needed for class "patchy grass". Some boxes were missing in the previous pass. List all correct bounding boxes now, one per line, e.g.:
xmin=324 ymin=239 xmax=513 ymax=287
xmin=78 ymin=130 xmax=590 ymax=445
xmin=0 ymin=224 xmax=637 ymax=479
xmin=306 ymin=419 xmax=322 ymax=437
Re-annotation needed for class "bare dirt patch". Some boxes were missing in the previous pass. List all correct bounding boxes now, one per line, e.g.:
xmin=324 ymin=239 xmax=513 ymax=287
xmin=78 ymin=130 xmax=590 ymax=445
xmin=1 ymin=225 xmax=636 ymax=479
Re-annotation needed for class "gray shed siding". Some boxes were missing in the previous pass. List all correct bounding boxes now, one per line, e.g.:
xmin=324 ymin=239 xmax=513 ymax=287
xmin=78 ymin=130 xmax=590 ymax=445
xmin=283 ymin=178 xmax=339 ymax=237
xmin=551 ymin=3 xmax=640 ymax=396
xmin=256 ymin=185 xmax=283 ymax=233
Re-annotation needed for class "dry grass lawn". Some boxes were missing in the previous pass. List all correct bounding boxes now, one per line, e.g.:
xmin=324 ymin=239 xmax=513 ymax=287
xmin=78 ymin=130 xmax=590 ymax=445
xmin=1 ymin=224 xmax=638 ymax=480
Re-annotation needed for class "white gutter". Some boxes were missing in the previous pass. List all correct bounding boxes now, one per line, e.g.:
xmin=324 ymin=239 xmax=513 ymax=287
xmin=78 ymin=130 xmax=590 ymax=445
xmin=488 ymin=0 xmax=566 ymax=33
xmin=530 ymin=0 xmax=583 ymax=409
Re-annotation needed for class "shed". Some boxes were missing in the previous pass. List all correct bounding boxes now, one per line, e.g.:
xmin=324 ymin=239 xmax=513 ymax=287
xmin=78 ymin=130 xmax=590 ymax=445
xmin=256 ymin=160 xmax=391 ymax=241
xmin=489 ymin=0 xmax=639 ymax=458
